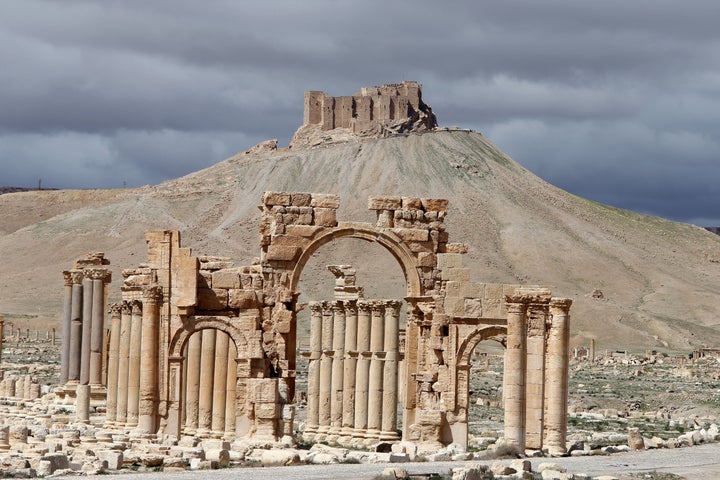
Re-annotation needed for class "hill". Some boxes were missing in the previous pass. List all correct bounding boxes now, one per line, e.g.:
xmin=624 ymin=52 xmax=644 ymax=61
xmin=1 ymin=129 xmax=719 ymax=352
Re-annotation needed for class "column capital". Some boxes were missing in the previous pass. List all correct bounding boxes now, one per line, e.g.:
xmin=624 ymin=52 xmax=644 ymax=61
xmin=131 ymin=300 xmax=143 ymax=316
xmin=344 ymin=300 xmax=358 ymax=315
xmin=357 ymin=301 xmax=372 ymax=314
xmin=109 ymin=303 xmax=122 ymax=318
xmin=550 ymin=297 xmax=573 ymax=314
xmin=309 ymin=302 xmax=324 ymax=315
xmin=70 ymin=271 xmax=85 ymax=284
xmin=505 ymin=294 xmax=531 ymax=313
xmin=385 ymin=299 xmax=402 ymax=310
xmin=63 ymin=271 xmax=74 ymax=286
xmin=142 ymin=286 xmax=163 ymax=304
xmin=87 ymin=268 xmax=112 ymax=283
xmin=121 ymin=301 xmax=133 ymax=315
xmin=332 ymin=301 xmax=345 ymax=314
xmin=369 ymin=301 xmax=385 ymax=314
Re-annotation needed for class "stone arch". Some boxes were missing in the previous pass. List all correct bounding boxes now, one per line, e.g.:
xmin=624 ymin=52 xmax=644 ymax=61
xmin=289 ymin=225 xmax=423 ymax=297
xmin=169 ymin=316 xmax=247 ymax=359
xmin=457 ymin=325 xmax=507 ymax=367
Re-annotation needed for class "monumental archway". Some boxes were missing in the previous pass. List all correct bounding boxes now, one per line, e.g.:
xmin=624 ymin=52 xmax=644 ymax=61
xmin=76 ymin=191 xmax=572 ymax=454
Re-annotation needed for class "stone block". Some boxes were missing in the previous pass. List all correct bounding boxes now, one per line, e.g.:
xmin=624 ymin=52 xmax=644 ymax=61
xmin=464 ymin=298 xmax=483 ymax=317
xmin=438 ymin=253 xmax=463 ymax=269
xmin=442 ymin=268 xmax=471 ymax=282
xmin=311 ymin=193 xmax=340 ymax=209
xmin=211 ymin=270 xmax=241 ymax=289
xmin=313 ymin=208 xmax=337 ymax=227
xmin=290 ymin=193 xmax=312 ymax=206
xmin=401 ymin=197 xmax=423 ymax=210
xmin=228 ymin=290 xmax=258 ymax=309
xmin=285 ymin=224 xmax=323 ymax=237
xmin=392 ymin=228 xmax=429 ymax=242
xmin=444 ymin=242 xmax=468 ymax=254
xmin=197 ymin=288 xmax=228 ymax=310
xmin=484 ymin=284 xmax=504 ymax=301
xmin=270 ymin=234 xmax=305 ymax=247
xmin=421 ymin=198 xmax=448 ymax=212
xmin=254 ymin=402 xmax=279 ymax=419
xmin=417 ymin=252 xmax=437 ymax=268
xmin=96 ymin=450 xmax=123 ymax=470
xmin=266 ymin=245 xmax=302 ymax=262
xmin=252 ymin=380 xmax=279 ymax=403
xmin=263 ymin=192 xmax=291 ymax=206
xmin=368 ymin=196 xmax=402 ymax=210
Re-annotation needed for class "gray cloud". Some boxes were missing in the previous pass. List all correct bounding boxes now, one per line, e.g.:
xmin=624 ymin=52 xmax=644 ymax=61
xmin=1 ymin=0 xmax=719 ymax=225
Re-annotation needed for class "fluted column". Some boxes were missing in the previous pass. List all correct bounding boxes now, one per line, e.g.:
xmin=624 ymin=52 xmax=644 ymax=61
xmin=90 ymin=270 xmax=108 ymax=386
xmin=80 ymin=274 xmax=93 ymax=385
xmin=305 ymin=303 xmax=323 ymax=436
xmin=138 ymin=286 xmax=162 ymax=434
xmin=544 ymin=298 xmax=572 ymax=455
xmin=126 ymin=300 xmax=143 ymax=427
xmin=317 ymin=302 xmax=333 ymax=437
xmin=60 ymin=272 xmax=73 ymax=384
xmin=340 ymin=301 xmax=358 ymax=439
xmin=116 ymin=302 xmax=132 ymax=425
xmin=381 ymin=300 xmax=401 ymax=440
xmin=105 ymin=304 xmax=122 ymax=425
xmin=198 ymin=328 xmax=216 ymax=434
xmin=212 ymin=332 xmax=229 ymax=434
xmin=525 ymin=300 xmax=549 ymax=449
xmin=68 ymin=273 xmax=84 ymax=383
xmin=328 ymin=301 xmax=345 ymax=439
xmin=366 ymin=302 xmax=385 ymax=441
xmin=184 ymin=331 xmax=202 ymax=433
xmin=504 ymin=296 xmax=529 ymax=451
xmin=354 ymin=302 xmax=372 ymax=438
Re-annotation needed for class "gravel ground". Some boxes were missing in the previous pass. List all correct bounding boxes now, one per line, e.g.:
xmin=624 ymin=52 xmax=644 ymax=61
xmin=60 ymin=442 xmax=720 ymax=480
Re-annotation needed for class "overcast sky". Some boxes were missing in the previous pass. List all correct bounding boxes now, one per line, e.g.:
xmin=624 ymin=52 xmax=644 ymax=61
xmin=1 ymin=1 xmax=719 ymax=226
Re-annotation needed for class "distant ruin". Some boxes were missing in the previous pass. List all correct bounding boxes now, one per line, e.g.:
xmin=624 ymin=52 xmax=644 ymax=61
xmin=58 ymin=191 xmax=571 ymax=454
xmin=291 ymin=81 xmax=438 ymax=147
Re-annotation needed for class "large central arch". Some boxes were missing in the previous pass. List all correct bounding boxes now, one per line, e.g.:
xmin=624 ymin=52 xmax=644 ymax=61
xmin=290 ymin=225 xmax=422 ymax=297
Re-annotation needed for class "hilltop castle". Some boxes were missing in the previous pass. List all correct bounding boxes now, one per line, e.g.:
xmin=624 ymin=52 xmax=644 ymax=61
xmin=291 ymin=81 xmax=437 ymax=147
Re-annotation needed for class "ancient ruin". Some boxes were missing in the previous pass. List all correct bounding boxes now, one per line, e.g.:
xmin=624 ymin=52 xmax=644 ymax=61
xmin=57 ymin=191 xmax=571 ymax=454
xmin=291 ymin=81 xmax=438 ymax=146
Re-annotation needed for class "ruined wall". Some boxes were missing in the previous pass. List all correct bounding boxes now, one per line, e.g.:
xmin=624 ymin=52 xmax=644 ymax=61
xmin=302 ymin=81 xmax=436 ymax=134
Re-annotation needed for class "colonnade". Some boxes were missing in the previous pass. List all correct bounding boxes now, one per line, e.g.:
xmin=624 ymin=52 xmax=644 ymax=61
xmin=182 ymin=329 xmax=238 ymax=438
xmin=503 ymin=294 xmax=572 ymax=455
xmin=304 ymin=299 xmax=401 ymax=446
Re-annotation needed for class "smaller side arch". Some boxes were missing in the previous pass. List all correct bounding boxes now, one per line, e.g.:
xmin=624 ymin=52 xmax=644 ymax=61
xmin=456 ymin=325 xmax=507 ymax=367
xmin=169 ymin=316 xmax=248 ymax=359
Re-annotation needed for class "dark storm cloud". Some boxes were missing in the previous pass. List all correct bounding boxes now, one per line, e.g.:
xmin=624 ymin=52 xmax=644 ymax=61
xmin=1 ymin=0 xmax=719 ymax=225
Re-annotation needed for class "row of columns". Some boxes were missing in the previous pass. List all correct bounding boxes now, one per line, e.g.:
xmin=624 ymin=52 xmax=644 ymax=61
xmin=104 ymin=286 xmax=162 ymax=433
xmin=504 ymin=295 xmax=571 ymax=455
xmin=304 ymin=299 xmax=401 ymax=446
xmin=183 ymin=329 xmax=238 ymax=437
xmin=60 ymin=268 xmax=111 ymax=386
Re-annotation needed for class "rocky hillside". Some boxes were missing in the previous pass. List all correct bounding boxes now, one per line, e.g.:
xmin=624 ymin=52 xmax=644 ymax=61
xmin=1 ymin=129 xmax=719 ymax=352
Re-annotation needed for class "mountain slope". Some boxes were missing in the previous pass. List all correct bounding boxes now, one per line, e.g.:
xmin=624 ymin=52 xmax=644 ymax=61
xmin=1 ymin=130 xmax=718 ymax=351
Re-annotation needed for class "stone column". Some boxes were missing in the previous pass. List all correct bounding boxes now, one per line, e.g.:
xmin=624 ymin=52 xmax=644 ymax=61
xmin=198 ymin=328 xmax=216 ymax=434
xmin=116 ymin=302 xmax=132 ymax=425
xmin=544 ymin=298 xmax=572 ymax=455
xmin=90 ymin=270 xmax=108 ymax=386
xmin=60 ymin=272 xmax=73 ymax=383
xmin=503 ymin=296 xmax=528 ymax=451
xmin=225 ymin=339 xmax=237 ymax=435
xmin=138 ymin=286 xmax=162 ymax=434
xmin=212 ymin=331 xmax=229 ymax=434
xmin=126 ymin=300 xmax=143 ymax=427
xmin=354 ymin=301 xmax=372 ymax=438
xmin=105 ymin=304 xmax=122 ymax=425
xmin=340 ymin=301 xmax=358 ymax=439
xmin=366 ymin=302 xmax=386 ymax=441
xmin=317 ymin=302 xmax=333 ymax=438
xmin=328 ymin=301 xmax=345 ymax=439
xmin=305 ymin=303 xmax=323 ymax=436
xmin=381 ymin=300 xmax=401 ymax=440
xmin=68 ymin=272 xmax=84 ymax=383
xmin=525 ymin=299 xmax=549 ymax=449
xmin=185 ymin=331 xmax=202 ymax=434
xmin=80 ymin=274 xmax=93 ymax=385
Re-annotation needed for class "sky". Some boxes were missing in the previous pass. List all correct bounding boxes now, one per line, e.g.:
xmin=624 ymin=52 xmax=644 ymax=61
xmin=1 ymin=1 xmax=719 ymax=226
